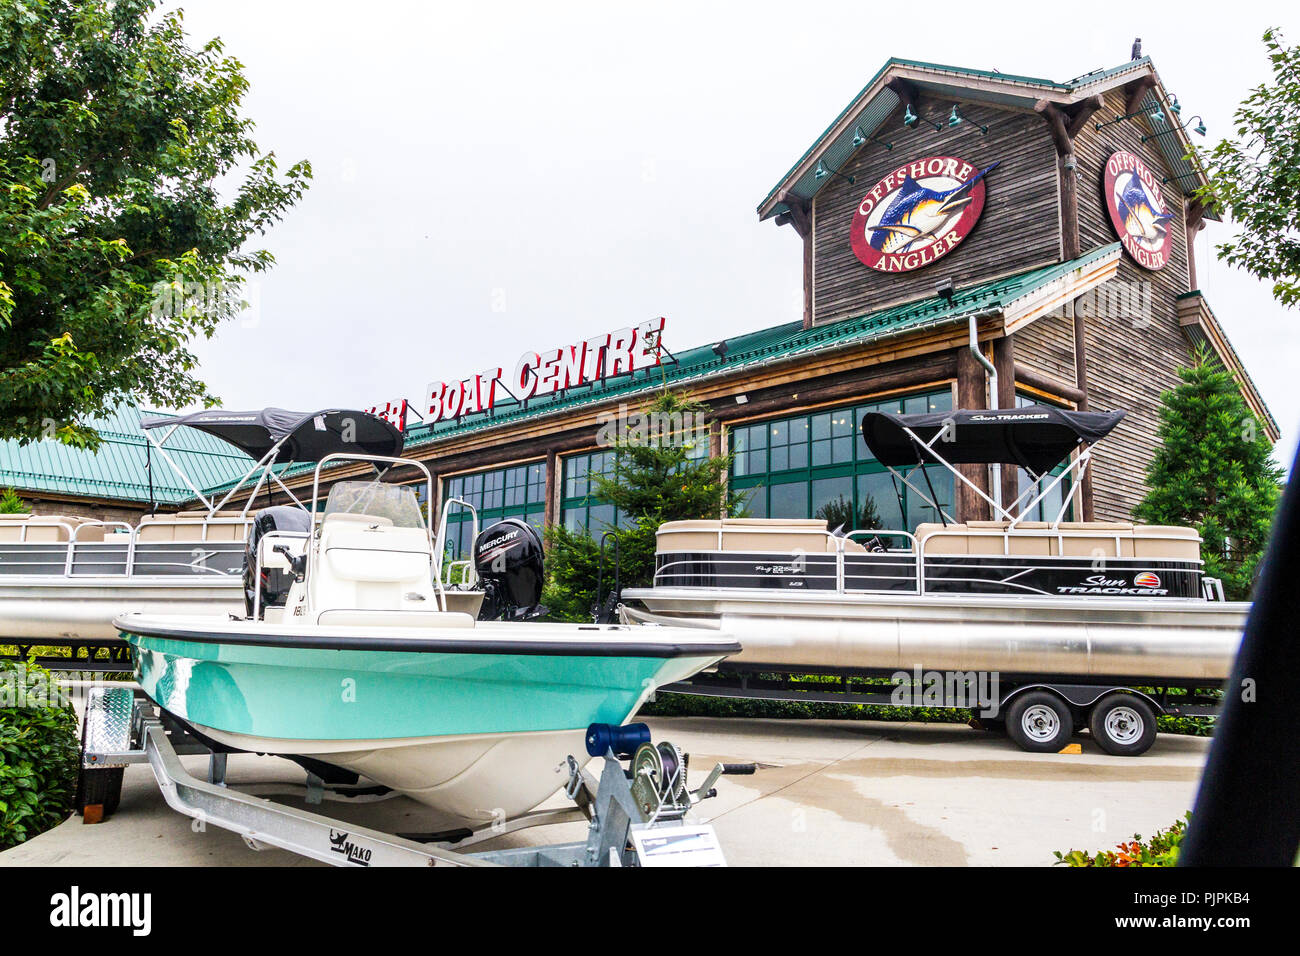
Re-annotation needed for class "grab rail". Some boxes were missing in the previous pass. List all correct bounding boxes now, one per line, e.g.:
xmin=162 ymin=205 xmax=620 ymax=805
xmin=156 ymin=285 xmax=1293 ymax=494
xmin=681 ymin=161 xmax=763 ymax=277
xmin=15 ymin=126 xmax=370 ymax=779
xmin=0 ymin=516 xmax=252 ymax=580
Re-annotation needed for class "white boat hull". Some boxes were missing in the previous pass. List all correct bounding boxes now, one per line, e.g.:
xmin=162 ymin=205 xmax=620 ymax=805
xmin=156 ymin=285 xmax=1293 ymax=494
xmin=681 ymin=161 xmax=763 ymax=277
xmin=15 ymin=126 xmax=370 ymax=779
xmin=194 ymin=723 xmax=584 ymax=825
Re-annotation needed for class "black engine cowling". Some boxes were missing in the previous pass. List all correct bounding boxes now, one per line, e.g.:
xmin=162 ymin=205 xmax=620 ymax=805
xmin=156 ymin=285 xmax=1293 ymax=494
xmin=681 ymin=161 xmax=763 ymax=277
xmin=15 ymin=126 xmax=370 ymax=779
xmin=472 ymin=518 xmax=545 ymax=620
xmin=243 ymin=506 xmax=312 ymax=618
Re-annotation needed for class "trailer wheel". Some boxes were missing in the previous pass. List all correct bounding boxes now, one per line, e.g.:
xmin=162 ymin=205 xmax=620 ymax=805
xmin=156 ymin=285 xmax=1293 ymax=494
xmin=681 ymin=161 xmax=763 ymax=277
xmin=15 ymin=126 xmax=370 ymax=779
xmin=75 ymin=767 xmax=124 ymax=820
xmin=1005 ymin=692 xmax=1074 ymax=753
xmin=1088 ymin=694 xmax=1157 ymax=756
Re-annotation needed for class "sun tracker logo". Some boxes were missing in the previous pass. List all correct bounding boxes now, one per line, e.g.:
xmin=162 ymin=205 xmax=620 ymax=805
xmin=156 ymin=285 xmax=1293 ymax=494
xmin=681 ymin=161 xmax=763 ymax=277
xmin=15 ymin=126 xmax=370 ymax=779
xmin=1134 ymin=572 xmax=1161 ymax=588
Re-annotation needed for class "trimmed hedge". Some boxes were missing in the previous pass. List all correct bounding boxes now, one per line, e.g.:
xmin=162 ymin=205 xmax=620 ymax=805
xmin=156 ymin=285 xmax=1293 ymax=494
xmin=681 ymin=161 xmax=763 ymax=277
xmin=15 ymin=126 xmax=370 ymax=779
xmin=0 ymin=661 xmax=80 ymax=849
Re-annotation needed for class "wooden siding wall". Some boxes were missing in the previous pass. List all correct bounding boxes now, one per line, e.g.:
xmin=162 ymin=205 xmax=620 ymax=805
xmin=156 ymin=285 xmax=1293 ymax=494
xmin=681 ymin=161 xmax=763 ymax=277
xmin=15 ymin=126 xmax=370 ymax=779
xmin=810 ymin=96 xmax=1060 ymax=325
xmin=1070 ymin=87 xmax=1195 ymax=521
xmin=1013 ymin=311 xmax=1077 ymax=386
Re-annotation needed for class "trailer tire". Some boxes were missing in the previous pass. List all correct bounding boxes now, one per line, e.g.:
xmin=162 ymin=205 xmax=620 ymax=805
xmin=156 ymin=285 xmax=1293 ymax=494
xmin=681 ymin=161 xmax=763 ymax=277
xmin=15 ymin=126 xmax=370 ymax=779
xmin=75 ymin=767 xmax=124 ymax=818
xmin=1005 ymin=692 xmax=1073 ymax=753
xmin=1088 ymin=694 xmax=1157 ymax=756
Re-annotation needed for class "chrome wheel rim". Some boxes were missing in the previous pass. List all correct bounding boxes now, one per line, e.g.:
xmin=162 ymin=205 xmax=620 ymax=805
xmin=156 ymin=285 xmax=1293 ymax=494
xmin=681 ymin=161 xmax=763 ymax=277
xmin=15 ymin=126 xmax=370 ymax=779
xmin=1021 ymin=704 xmax=1060 ymax=742
xmin=1104 ymin=706 xmax=1143 ymax=744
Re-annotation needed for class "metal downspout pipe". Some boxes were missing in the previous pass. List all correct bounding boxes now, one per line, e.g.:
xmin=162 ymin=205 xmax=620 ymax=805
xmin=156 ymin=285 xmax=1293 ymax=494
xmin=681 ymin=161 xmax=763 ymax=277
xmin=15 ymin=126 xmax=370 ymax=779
xmin=968 ymin=315 xmax=1002 ymax=513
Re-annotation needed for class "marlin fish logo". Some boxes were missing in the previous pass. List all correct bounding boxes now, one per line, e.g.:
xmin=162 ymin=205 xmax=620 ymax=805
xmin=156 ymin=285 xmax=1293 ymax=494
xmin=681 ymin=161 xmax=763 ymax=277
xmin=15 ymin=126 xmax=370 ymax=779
xmin=870 ymin=162 xmax=999 ymax=253
xmin=1115 ymin=173 xmax=1173 ymax=247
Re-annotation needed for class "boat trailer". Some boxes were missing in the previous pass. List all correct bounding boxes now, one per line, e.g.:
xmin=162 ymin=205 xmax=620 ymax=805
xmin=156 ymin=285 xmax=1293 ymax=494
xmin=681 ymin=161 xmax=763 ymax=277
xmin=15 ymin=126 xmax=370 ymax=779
xmin=77 ymin=687 xmax=753 ymax=867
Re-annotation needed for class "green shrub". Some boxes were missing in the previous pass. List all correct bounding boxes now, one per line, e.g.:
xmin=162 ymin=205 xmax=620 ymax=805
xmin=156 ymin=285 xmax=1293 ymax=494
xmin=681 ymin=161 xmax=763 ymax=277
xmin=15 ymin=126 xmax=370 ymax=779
xmin=0 ymin=487 xmax=29 ymax=514
xmin=1054 ymin=812 xmax=1189 ymax=866
xmin=0 ymin=661 xmax=80 ymax=849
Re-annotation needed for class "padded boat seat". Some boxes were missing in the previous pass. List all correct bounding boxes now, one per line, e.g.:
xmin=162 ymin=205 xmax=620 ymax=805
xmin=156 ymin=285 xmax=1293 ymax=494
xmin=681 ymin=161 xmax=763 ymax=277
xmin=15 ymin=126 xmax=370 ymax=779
xmin=135 ymin=516 xmax=249 ymax=542
xmin=915 ymin=521 xmax=1200 ymax=560
xmin=655 ymin=518 xmax=866 ymax=553
xmin=0 ymin=514 xmax=83 ymax=543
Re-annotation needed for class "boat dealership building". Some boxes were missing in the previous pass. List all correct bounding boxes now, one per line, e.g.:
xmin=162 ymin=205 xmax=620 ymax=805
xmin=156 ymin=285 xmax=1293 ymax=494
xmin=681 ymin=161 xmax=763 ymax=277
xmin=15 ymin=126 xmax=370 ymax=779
xmin=0 ymin=54 xmax=1277 ymax=560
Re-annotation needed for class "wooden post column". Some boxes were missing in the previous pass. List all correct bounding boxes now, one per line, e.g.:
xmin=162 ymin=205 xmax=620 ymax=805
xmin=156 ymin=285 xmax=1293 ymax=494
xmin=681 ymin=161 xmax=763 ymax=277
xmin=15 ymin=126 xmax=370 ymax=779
xmin=775 ymin=196 xmax=813 ymax=329
xmin=993 ymin=336 xmax=1019 ymax=510
xmin=1035 ymin=94 xmax=1103 ymax=521
xmin=1186 ymin=200 xmax=1206 ymax=290
xmin=955 ymin=346 xmax=992 ymax=522
xmin=543 ymin=448 xmax=559 ymax=530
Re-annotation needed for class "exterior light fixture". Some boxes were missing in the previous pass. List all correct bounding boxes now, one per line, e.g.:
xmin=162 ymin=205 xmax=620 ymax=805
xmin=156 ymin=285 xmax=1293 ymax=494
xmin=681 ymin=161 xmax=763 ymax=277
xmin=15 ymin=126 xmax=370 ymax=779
xmin=852 ymin=125 xmax=866 ymax=147
xmin=1095 ymin=107 xmax=1162 ymax=132
xmin=1142 ymin=114 xmax=1206 ymax=143
xmin=1169 ymin=93 xmax=1182 ymax=115
xmin=948 ymin=104 xmax=989 ymax=134
xmin=735 ymin=394 xmax=748 ymax=405
xmin=813 ymin=159 xmax=854 ymax=186
xmin=901 ymin=104 xmax=942 ymax=131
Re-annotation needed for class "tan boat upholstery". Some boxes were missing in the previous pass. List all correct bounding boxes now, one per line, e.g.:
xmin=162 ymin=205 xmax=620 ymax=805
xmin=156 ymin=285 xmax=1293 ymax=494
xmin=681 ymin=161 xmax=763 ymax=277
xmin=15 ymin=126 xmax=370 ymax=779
xmin=136 ymin=516 xmax=250 ymax=542
xmin=915 ymin=520 xmax=1200 ymax=560
xmin=0 ymin=514 xmax=84 ymax=543
xmin=655 ymin=518 xmax=865 ymax=553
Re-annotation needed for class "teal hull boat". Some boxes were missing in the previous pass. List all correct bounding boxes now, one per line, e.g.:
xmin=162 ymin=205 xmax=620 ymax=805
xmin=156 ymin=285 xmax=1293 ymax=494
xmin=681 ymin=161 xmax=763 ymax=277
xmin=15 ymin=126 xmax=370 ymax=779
xmin=120 ymin=613 xmax=737 ymax=823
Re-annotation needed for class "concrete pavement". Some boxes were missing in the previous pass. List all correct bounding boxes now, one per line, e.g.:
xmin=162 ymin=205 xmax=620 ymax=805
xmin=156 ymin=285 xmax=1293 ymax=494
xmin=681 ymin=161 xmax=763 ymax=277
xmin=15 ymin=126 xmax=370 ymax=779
xmin=0 ymin=717 xmax=1209 ymax=867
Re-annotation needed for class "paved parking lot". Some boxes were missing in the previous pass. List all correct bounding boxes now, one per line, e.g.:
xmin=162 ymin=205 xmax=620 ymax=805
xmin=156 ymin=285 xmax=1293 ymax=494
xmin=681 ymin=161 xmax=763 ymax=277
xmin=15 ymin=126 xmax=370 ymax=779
xmin=1 ymin=717 xmax=1210 ymax=867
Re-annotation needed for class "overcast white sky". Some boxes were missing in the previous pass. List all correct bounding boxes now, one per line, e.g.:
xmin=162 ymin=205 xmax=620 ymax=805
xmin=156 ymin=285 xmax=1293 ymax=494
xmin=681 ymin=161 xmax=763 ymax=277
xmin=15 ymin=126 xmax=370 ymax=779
xmin=174 ymin=0 xmax=1299 ymax=467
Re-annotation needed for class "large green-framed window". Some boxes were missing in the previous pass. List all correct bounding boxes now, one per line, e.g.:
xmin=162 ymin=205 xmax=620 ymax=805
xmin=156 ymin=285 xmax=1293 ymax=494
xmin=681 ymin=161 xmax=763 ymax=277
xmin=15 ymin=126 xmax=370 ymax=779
xmin=560 ymin=438 xmax=711 ymax=536
xmin=442 ymin=461 xmax=547 ymax=561
xmin=728 ymin=389 xmax=955 ymax=533
xmin=560 ymin=450 xmax=626 ymax=534
xmin=1014 ymin=393 xmax=1074 ymax=521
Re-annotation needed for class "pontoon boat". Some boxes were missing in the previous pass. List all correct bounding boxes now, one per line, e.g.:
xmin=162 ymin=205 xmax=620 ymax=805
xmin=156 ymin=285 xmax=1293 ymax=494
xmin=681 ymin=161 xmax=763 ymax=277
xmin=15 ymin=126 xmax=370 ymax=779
xmin=620 ymin=406 xmax=1248 ymax=754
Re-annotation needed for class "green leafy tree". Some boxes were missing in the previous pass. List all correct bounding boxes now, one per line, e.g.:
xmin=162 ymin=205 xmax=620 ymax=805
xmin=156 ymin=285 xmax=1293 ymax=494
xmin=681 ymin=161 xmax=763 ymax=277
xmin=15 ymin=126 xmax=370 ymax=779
xmin=0 ymin=0 xmax=311 ymax=448
xmin=0 ymin=488 xmax=30 ymax=514
xmin=1134 ymin=347 xmax=1282 ymax=600
xmin=1194 ymin=28 xmax=1300 ymax=307
xmin=542 ymin=391 xmax=736 ymax=622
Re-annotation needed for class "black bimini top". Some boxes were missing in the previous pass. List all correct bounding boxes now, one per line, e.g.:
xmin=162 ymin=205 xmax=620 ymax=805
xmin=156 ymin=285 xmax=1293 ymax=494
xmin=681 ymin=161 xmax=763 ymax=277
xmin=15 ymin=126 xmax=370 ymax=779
xmin=861 ymin=405 xmax=1124 ymax=477
xmin=141 ymin=408 xmax=404 ymax=463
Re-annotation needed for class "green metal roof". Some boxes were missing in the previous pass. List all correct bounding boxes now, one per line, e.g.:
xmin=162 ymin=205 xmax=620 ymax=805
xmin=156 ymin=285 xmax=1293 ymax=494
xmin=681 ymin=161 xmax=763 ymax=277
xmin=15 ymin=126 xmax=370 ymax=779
xmin=0 ymin=404 xmax=255 ymax=505
xmin=758 ymin=55 xmax=1205 ymax=220
xmin=7 ymin=247 xmax=1119 ymax=505
xmin=382 ymin=245 xmax=1120 ymax=449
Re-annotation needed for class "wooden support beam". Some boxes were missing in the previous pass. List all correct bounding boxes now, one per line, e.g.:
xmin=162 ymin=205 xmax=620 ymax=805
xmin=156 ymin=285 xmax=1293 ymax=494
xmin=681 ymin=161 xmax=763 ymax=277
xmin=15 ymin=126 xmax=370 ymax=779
xmin=1013 ymin=363 xmax=1086 ymax=405
xmin=993 ymin=336 xmax=1019 ymax=510
xmin=1186 ymin=199 xmax=1206 ymax=291
xmin=955 ymin=346 xmax=992 ymax=522
xmin=543 ymin=448 xmax=558 ymax=529
xmin=778 ymin=195 xmax=814 ymax=329
xmin=1123 ymin=75 xmax=1158 ymax=115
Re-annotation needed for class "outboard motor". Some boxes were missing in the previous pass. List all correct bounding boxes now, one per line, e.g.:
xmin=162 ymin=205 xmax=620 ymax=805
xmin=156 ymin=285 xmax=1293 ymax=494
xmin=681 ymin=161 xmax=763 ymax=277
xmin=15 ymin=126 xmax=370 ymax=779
xmin=472 ymin=518 xmax=545 ymax=620
xmin=243 ymin=506 xmax=312 ymax=618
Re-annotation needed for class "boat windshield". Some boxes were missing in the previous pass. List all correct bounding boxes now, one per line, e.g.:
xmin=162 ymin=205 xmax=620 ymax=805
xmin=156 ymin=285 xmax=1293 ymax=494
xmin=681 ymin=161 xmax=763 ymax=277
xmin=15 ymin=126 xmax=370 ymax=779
xmin=322 ymin=480 xmax=426 ymax=530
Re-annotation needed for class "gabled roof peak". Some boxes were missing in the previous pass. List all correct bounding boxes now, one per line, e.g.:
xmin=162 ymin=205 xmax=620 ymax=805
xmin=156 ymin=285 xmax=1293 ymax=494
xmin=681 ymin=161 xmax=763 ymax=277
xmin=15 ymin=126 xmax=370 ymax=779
xmin=759 ymin=55 xmax=1203 ymax=222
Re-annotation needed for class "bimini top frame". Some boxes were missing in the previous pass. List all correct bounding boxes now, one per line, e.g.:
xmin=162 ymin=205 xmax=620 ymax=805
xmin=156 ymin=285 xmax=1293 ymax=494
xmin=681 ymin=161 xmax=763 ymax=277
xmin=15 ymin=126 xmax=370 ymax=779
xmin=139 ymin=408 xmax=405 ymax=520
xmin=859 ymin=405 xmax=1125 ymax=529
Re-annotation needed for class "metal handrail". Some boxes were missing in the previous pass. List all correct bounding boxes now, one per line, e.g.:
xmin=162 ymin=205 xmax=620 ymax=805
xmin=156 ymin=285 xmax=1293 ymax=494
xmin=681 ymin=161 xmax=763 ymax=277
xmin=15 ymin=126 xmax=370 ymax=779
xmin=252 ymin=530 xmax=311 ymax=620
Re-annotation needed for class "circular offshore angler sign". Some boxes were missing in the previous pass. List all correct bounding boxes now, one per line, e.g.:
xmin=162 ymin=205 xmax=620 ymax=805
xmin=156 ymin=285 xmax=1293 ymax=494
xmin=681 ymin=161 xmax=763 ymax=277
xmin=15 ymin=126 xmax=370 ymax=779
xmin=1103 ymin=151 xmax=1174 ymax=271
xmin=850 ymin=156 xmax=997 ymax=273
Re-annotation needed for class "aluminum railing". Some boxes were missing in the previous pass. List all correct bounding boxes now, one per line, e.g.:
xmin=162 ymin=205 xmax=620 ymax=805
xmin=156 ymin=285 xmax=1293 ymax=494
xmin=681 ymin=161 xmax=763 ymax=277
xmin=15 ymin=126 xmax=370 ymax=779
xmin=653 ymin=523 xmax=1210 ymax=598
